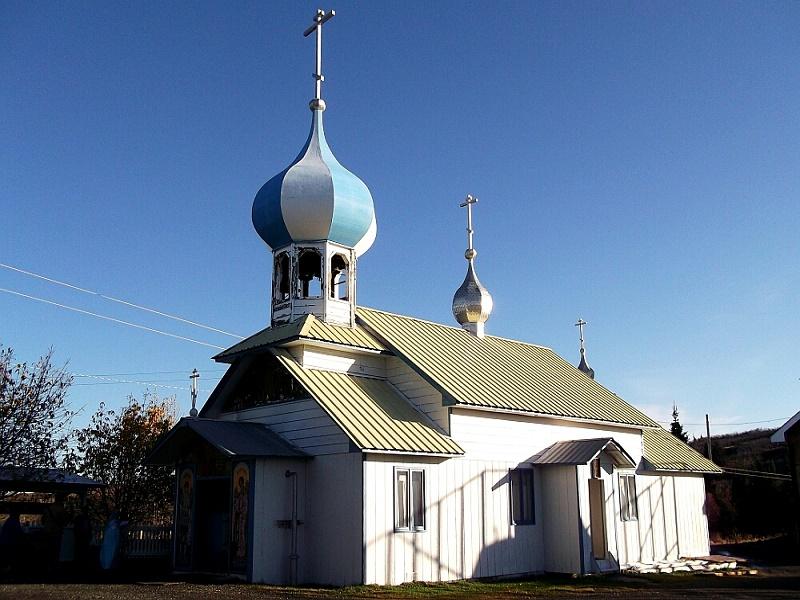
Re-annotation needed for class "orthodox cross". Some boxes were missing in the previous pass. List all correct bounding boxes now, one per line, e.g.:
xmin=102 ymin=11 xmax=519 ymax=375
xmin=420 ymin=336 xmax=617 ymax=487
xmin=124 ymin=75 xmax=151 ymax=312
xmin=575 ymin=318 xmax=587 ymax=356
xmin=189 ymin=368 xmax=200 ymax=418
xmin=459 ymin=194 xmax=478 ymax=257
xmin=303 ymin=9 xmax=336 ymax=102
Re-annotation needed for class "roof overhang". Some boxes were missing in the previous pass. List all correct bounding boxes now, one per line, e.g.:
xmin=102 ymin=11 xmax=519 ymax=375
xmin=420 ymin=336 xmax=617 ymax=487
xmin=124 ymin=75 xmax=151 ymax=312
xmin=530 ymin=437 xmax=636 ymax=469
xmin=146 ymin=418 xmax=309 ymax=465
xmin=0 ymin=468 xmax=106 ymax=493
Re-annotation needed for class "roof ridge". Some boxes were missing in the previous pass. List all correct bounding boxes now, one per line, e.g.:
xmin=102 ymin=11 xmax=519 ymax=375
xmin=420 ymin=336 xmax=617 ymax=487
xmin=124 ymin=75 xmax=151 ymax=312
xmin=357 ymin=306 xmax=553 ymax=351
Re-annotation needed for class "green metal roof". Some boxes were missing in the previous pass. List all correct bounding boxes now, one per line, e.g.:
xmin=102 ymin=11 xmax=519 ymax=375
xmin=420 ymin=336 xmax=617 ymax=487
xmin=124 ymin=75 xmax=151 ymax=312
xmin=272 ymin=349 xmax=463 ymax=455
xmin=642 ymin=427 xmax=722 ymax=473
xmin=357 ymin=307 xmax=660 ymax=429
xmin=214 ymin=314 xmax=386 ymax=362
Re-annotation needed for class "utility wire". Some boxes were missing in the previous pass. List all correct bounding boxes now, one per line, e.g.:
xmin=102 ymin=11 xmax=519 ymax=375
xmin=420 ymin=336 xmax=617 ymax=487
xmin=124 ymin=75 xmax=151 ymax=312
xmin=0 ymin=262 xmax=244 ymax=339
xmin=72 ymin=373 xmax=213 ymax=394
xmin=0 ymin=287 xmax=226 ymax=350
xmin=72 ymin=370 xmax=226 ymax=377
xmin=658 ymin=417 xmax=789 ymax=427
xmin=721 ymin=468 xmax=792 ymax=481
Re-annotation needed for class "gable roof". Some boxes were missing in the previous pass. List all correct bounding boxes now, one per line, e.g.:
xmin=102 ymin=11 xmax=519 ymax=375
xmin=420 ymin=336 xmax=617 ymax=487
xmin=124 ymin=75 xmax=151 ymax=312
xmin=770 ymin=409 xmax=800 ymax=443
xmin=357 ymin=307 xmax=659 ymax=429
xmin=147 ymin=418 xmax=308 ymax=465
xmin=214 ymin=314 xmax=386 ymax=362
xmin=273 ymin=349 xmax=463 ymax=455
xmin=531 ymin=438 xmax=636 ymax=468
xmin=641 ymin=427 xmax=722 ymax=473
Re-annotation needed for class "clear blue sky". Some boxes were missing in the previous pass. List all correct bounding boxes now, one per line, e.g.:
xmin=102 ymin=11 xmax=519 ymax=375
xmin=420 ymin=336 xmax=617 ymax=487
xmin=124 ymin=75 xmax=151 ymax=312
xmin=2 ymin=1 xmax=798 ymax=439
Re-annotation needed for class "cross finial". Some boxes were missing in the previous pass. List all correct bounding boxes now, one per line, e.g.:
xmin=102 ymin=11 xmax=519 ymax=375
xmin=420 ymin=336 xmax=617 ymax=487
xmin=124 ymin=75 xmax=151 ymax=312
xmin=303 ymin=9 xmax=336 ymax=110
xmin=575 ymin=318 xmax=587 ymax=355
xmin=189 ymin=368 xmax=200 ymax=418
xmin=459 ymin=194 xmax=479 ymax=261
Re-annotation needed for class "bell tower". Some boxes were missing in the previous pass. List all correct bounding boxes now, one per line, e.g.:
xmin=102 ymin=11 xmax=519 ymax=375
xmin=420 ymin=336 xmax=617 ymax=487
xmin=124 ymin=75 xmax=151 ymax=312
xmin=251 ymin=10 xmax=377 ymax=328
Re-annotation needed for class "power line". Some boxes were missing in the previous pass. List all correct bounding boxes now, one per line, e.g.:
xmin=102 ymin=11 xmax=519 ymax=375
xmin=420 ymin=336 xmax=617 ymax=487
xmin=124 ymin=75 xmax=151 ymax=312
xmin=0 ymin=262 xmax=244 ymax=340
xmin=0 ymin=287 xmax=226 ymax=350
xmin=72 ymin=370 xmax=227 ymax=377
xmin=658 ymin=416 xmax=789 ymax=427
xmin=71 ymin=373 xmax=214 ymax=394
xmin=722 ymin=467 xmax=792 ymax=481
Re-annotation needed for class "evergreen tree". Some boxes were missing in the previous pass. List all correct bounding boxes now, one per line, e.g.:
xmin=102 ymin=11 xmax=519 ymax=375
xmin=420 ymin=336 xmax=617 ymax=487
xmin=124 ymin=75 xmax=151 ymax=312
xmin=670 ymin=404 xmax=689 ymax=443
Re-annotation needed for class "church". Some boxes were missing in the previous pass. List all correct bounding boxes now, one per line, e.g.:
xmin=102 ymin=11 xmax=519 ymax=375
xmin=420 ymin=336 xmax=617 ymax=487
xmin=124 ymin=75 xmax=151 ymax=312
xmin=148 ymin=10 xmax=721 ymax=586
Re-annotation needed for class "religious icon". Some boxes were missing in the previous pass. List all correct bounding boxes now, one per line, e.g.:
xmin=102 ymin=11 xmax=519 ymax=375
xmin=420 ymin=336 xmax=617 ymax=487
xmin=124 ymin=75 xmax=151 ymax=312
xmin=231 ymin=462 xmax=250 ymax=566
xmin=176 ymin=467 xmax=194 ymax=569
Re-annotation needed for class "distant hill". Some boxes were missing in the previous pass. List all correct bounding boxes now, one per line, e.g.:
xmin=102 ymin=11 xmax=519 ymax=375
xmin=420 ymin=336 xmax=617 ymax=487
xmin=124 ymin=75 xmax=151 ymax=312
xmin=688 ymin=428 xmax=794 ymax=541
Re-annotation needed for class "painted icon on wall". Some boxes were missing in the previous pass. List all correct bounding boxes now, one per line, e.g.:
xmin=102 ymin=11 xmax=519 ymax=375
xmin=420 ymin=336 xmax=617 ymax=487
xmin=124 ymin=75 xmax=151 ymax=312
xmin=231 ymin=462 xmax=250 ymax=570
xmin=175 ymin=466 xmax=194 ymax=569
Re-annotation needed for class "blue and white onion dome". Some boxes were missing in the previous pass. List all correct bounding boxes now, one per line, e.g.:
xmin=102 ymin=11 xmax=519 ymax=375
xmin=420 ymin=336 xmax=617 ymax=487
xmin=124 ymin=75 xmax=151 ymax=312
xmin=252 ymin=106 xmax=377 ymax=256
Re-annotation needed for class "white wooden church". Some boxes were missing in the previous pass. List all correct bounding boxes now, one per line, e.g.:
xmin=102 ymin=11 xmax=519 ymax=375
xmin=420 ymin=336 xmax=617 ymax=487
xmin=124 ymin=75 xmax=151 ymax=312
xmin=149 ymin=10 xmax=721 ymax=586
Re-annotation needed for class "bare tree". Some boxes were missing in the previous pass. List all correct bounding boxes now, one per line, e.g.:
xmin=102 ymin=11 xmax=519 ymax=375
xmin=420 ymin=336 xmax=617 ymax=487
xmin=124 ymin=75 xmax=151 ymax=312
xmin=0 ymin=347 xmax=73 ymax=477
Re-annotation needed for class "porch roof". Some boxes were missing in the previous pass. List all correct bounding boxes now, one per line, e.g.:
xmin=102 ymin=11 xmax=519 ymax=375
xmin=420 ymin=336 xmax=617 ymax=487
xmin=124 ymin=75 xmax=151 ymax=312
xmin=147 ymin=418 xmax=309 ymax=465
xmin=530 ymin=437 xmax=636 ymax=468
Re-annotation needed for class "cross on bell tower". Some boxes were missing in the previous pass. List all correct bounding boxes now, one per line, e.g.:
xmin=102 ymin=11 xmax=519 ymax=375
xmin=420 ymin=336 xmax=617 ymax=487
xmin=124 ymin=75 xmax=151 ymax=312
xmin=575 ymin=318 xmax=595 ymax=379
xmin=304 ymin=9 xmax=335 ymax=111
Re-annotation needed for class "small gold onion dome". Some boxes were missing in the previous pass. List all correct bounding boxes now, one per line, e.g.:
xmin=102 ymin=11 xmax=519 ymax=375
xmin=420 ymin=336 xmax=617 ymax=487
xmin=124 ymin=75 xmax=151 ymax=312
xmin=452 ymin=249 xmax=493 ymax=338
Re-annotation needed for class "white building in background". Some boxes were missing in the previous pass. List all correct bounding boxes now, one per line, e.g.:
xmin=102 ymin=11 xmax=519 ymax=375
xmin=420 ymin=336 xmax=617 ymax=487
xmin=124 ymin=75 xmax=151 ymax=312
xmin=148 ymin=10 xmax=720 ymax=586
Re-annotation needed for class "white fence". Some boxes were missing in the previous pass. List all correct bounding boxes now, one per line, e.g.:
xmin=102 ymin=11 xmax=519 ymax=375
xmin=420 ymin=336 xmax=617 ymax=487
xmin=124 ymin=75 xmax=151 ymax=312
xmin=125 ymin=525 xmax=172 ymax=557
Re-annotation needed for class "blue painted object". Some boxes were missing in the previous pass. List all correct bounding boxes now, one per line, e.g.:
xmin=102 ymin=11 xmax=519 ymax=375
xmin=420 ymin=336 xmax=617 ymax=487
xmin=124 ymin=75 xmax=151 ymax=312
xmin=252 ymin=109 xmax=376 ymax=255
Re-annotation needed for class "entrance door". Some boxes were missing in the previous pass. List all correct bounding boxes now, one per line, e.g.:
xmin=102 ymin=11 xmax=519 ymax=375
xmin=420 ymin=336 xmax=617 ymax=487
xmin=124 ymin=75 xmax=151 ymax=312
xmin=588 ymin=478 xmax=607 ymax=559
xmin=194 ymin=478 xmax=231 ymax=572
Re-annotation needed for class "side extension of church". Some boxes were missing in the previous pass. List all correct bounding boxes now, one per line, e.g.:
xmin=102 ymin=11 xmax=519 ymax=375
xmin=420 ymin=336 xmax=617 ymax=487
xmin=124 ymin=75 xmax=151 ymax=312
xmin=148 ymin=10 xmax=721 ymax=586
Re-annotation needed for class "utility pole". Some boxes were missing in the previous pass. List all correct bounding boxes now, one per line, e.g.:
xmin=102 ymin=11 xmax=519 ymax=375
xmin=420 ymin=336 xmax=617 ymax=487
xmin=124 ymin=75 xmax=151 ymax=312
xmin=705 ymin=413 xmax=713 ymax=461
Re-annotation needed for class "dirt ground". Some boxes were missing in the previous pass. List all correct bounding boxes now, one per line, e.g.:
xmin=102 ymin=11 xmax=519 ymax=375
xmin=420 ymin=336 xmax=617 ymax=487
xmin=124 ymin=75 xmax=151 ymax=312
xmin=2 ymin=568 xmax=800 ymax=600
xmin=2 ymin=538 xmax=799 ymax=599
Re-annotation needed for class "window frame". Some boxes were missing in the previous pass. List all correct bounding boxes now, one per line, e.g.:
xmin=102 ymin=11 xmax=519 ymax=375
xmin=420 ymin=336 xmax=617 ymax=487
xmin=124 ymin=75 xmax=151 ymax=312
xmin=394 ymin=467 xmax=426 ymax=532
xmin=619 ymin=473 xmax=638 ymax=521
xmin=509 ymin=467 xmax=536 ymax=526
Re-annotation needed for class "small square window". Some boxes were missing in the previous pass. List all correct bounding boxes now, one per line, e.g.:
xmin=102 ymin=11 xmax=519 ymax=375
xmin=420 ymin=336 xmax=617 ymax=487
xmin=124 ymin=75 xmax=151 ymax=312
xmin=510 ymin=468 xmax=535 ymax=525
xmin=619 ymin=474 xmax=638 ymax=521
xmin=395 ymin=468 xmax=425 ymax=532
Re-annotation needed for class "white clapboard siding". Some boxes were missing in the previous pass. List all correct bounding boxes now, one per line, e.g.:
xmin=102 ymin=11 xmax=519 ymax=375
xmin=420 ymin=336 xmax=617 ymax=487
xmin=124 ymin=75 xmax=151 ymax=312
xmin=251 ymin=458 xmax=309 ymax=584
xmin=220 ymin=399 xmax=350 ymax=455
xmin=290 ymin=344 xmax=386 ymax=379
xmin=450 ymin=408 xmax=644 ymax=466
xmin=673 ymin=474 xmax=710 ymax=557
xmin=541 ymin=465 xmax=580 ymax=573
xmin=304 ymin=453 xmax=363 ymax=585
xmin=363 ymin=455 xmax=543 ymax=585
xmin=385 ymin=357 xmax=449 ymax=433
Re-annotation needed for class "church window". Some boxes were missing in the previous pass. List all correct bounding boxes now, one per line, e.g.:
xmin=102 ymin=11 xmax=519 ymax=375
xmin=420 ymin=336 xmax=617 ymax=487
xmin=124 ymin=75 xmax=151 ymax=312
xmin=273 ymin=252 xmax=290 ymax=302
xmin=510 ymin=468 xmax=535 ymax=525
xmin=619 ymin=474 xmax=638 ymax=521
xmin=394 ymin=468 xmax=425 ymax=532
xmin=298 ymin=249 xmax=322 ymax=298
xmin=223 ymin=354 xmax=307 ymax=412
xmin=329 ymin=254 xmax=349 ymax=300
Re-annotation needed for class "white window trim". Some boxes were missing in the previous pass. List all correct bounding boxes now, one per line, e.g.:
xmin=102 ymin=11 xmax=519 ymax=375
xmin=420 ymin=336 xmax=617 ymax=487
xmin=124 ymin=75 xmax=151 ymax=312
xmin=393 ymin=467 xmax=426 ymax=533
xmin=619 ymin=473 xmax=638 ymax=521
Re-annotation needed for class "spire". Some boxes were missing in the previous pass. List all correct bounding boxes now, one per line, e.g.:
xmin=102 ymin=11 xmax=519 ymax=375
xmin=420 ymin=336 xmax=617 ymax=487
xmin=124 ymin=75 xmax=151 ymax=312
xmin=575 ymin=318 xmax=595 ymax=379
xmin=452 ymin=195 xmax=493 ymax=338
xmin=303 ymin=9 xmax=335 ymax=112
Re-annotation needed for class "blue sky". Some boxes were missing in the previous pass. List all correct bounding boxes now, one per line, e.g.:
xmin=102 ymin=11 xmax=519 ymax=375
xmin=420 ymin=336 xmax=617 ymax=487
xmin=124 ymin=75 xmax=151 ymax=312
xmin=2 ymin=1 xmax=798 ymax=439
